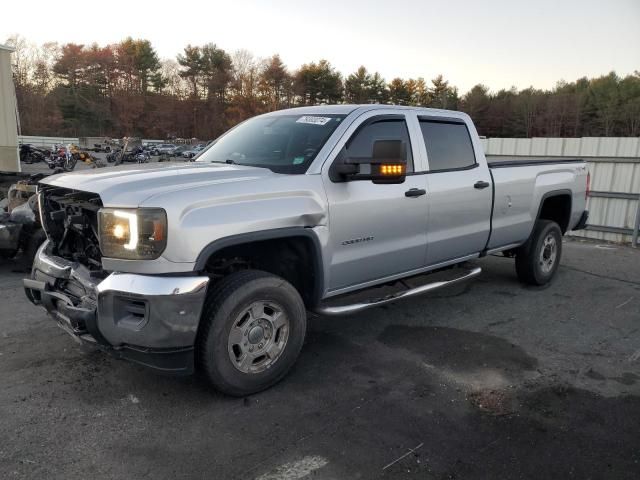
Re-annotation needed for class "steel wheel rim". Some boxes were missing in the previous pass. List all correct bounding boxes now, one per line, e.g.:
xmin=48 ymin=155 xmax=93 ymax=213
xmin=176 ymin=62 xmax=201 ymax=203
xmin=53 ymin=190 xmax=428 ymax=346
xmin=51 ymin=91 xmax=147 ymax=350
xmin=227 ymin=301 xmax=289 ymax=374
xmin=539 ymin=233 xmax=557 ymax=273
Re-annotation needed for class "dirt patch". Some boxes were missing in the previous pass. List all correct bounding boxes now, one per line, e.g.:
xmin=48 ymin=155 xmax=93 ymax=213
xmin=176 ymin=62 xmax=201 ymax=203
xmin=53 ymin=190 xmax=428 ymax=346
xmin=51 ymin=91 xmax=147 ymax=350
xmin=467 ymin=389 xmax=514 ymax=416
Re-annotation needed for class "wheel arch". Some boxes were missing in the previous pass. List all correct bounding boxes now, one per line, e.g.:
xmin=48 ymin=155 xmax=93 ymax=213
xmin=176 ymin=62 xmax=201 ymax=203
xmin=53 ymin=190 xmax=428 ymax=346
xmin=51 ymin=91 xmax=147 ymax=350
xmin=536 ymin=189 xmax=572 ymax=234
xmin=194 ymin=227 xmax=324 ymax=308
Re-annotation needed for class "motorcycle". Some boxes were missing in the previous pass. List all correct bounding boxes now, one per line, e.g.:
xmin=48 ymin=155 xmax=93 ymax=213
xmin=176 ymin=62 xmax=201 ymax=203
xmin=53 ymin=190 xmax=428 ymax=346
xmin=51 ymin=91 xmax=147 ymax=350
xmin=108 ymin=138 xmax=149 ymax=165
xmin=19 ymin=144 xmax=50 ymax=164
xmin=46 ymin=145 xmax=77 ymax=171
xmin=133 ymin=147 xmax=151 ymax=163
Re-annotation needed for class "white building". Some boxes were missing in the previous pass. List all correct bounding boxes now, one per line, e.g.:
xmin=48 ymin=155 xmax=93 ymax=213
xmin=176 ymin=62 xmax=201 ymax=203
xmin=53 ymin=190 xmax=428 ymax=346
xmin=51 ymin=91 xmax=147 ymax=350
xmin=0 ymin=43 xmax=19 ymax=173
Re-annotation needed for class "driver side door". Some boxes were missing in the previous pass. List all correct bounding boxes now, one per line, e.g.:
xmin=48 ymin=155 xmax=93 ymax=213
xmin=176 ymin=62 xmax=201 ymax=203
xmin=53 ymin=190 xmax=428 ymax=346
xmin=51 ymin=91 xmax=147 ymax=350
xmin=321 ymin=112 xmax=428 ymax=294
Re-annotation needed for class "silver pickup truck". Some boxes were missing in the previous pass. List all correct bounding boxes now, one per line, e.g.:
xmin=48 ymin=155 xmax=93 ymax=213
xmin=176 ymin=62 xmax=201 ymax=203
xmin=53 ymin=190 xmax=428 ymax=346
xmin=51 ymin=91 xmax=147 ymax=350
xmin=24 ymin=105 xmax=589 ymax=395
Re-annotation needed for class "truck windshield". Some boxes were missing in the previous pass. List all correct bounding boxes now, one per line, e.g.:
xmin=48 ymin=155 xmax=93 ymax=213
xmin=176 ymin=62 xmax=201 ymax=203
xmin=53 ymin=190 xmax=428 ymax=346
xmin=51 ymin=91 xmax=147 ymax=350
xmin=196 ymin=114 xmax=345 ymax=174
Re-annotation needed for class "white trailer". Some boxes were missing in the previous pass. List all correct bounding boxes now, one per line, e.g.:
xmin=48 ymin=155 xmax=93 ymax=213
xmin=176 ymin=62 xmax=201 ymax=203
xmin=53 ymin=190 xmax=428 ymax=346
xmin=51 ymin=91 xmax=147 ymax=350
xmin=0 ymin=44 xmax=19 ymax=174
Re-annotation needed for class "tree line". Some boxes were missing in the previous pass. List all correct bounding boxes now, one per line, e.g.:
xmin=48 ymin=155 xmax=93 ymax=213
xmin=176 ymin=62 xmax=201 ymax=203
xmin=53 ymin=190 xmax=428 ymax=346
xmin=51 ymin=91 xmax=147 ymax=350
xmin=6 ymin=35 xmax=640 ymax=140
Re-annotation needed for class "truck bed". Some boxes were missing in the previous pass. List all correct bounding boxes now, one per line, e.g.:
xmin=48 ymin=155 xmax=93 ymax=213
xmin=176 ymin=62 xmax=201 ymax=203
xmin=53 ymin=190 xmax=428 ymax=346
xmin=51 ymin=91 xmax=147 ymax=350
xmin=486 ymin=157 xmax=588 ymax=250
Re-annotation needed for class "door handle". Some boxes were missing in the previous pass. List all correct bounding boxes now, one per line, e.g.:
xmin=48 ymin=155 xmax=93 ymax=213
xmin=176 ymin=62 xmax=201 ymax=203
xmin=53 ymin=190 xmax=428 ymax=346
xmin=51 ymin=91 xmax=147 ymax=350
xmin=474 ymin=181 xmax=490 ymax=189
xmin=405 ymin=188 xmax=427 ymax=198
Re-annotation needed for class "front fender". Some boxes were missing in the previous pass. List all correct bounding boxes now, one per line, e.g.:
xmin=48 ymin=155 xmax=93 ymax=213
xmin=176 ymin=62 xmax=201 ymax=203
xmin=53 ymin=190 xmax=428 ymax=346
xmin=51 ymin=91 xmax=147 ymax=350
xmin=155 ymin=174 xmax=328 ymax=264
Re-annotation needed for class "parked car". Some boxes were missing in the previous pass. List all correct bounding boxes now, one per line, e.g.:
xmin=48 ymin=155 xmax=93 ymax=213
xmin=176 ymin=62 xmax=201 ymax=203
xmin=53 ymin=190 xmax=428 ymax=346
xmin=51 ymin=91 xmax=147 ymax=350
xmin=25 ymin=105 xmax=589 ymax=396
xmin=151 ymin=143 xmax=177 ymax=155
xmin=182 ymin=144 xmax=206 ymax=159
xmin=142 ymin=142 xmax=157 ymax=152
xmin=172 ymin=145 xmax=191 ymax=158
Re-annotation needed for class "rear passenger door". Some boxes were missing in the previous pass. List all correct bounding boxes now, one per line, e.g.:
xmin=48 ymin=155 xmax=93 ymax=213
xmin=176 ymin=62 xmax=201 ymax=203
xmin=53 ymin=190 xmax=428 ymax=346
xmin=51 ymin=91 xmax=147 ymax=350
xmin=419 ymin=118 xmax=492 ymax=266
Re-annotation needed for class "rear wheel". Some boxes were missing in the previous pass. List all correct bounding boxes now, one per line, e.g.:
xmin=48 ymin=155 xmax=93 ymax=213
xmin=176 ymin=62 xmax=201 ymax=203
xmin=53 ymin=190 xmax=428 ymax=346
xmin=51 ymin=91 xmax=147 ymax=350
xmin=197 ymin=270 xmax=307 ymax=396
xmin=515 ymin=219 xmax=562 ymax=285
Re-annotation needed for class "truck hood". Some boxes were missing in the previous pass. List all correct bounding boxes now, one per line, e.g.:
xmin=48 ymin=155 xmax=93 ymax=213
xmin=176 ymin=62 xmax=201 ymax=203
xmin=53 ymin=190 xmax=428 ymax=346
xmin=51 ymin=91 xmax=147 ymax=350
xmin=40 ymin=162 xmax=274 ymax=207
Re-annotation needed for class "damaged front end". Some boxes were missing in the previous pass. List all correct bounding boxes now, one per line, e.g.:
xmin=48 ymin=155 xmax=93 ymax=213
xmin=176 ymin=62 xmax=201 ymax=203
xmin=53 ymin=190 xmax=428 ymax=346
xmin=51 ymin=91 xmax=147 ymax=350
xmin=24 ymin=186 xmax=209 ymax=374
xmin=37 ymin=186 xmax=104 ymax=271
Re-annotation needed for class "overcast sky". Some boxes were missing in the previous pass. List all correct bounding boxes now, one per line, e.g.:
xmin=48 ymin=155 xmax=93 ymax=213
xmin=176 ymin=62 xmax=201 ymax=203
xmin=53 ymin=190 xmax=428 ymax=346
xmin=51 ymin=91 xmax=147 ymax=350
xmin=1 ymin=0 xmax=638 ymax=92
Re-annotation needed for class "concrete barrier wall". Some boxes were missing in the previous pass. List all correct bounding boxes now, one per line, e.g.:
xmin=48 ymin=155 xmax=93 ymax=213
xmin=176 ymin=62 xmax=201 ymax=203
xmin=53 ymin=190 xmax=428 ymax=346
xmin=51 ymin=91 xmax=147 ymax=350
xmin=17 ymin=136 xmax=165 ymax=148
xmin=18 ymin=136 xmax=80 ymax=148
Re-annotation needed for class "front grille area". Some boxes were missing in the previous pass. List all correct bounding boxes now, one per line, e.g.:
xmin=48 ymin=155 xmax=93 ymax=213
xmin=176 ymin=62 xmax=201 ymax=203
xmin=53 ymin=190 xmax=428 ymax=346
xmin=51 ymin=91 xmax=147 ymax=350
xmin=39 ymin=186 xmax=104 ymax=271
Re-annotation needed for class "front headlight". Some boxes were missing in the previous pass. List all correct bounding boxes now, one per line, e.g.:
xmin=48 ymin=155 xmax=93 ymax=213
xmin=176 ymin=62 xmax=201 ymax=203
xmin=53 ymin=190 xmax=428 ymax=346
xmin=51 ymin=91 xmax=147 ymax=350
xmin=98 ymin=208 xmax=167 ymax=260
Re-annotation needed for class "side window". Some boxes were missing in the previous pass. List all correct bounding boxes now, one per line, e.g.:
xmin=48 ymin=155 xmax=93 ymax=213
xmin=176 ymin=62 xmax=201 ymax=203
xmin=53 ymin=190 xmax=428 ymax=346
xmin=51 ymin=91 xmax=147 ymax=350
xmin=346 ymin=119 xmax=414 ymax=172
xmin=420 ymin=120 xmax=476 ymax=172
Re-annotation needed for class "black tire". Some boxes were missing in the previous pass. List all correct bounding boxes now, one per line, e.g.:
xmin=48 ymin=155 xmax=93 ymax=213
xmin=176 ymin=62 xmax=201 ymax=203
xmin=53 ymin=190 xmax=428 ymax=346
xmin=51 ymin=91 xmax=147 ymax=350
xmin=64 ymin=156 xmax=78 ymax=171
xmin=197 ymin=270 xmax=307 ymax=396
xmin=515 ymin=219 xmax=563 ymax=286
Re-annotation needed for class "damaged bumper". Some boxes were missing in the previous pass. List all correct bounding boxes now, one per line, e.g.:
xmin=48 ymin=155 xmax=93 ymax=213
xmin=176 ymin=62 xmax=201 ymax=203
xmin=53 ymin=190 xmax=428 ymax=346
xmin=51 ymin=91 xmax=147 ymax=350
xmin=23 ymin=241 xmax=209 ymax=374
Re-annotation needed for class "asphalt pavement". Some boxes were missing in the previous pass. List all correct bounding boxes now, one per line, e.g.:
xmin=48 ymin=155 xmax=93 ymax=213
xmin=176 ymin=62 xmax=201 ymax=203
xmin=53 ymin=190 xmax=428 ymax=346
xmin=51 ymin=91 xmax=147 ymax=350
xmin=0 ymin=239 xmax=639 ymax=479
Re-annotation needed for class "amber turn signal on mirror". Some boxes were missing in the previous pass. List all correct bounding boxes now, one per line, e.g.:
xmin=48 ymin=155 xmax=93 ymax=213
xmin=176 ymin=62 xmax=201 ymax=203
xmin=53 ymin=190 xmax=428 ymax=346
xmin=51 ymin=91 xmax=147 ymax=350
xmin=379 ymin=164 xmax=405 ymax=175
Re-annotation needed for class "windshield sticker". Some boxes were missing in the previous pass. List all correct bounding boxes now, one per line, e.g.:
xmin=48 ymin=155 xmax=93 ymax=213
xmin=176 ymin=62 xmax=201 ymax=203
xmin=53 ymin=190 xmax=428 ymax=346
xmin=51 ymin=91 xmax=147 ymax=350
xmin=296 ymin=116 xmax=332 ymax=126
xmin=293 ymin=156 xmax=305 ymax=165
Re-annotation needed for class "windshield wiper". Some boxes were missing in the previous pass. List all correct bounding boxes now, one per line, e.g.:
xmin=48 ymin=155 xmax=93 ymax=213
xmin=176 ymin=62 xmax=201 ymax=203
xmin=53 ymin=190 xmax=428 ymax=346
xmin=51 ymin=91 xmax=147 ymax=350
xmin=208 ymin=159 xmax=268 ymax=170
xmin=208 ymin=159 xmax=237 ymax=164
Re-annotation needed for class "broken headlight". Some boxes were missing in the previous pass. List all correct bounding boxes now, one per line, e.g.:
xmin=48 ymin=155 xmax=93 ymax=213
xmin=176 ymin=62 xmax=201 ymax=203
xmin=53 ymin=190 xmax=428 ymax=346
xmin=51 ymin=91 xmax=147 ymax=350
xmin=98 ymin=208 xmax=167 ymax=260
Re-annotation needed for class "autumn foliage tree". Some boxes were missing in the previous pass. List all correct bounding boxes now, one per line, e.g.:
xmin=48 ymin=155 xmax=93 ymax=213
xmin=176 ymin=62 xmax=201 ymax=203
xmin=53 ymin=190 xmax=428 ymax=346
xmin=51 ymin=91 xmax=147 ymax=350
xmin=5 ymin=34 xmax=640 ymax=140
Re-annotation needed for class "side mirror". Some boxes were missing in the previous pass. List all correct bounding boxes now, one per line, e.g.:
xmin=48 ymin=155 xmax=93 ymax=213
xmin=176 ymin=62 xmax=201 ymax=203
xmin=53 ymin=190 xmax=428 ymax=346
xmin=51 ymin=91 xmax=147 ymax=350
xmin=330 ymin=140 xmax=407 ymax=184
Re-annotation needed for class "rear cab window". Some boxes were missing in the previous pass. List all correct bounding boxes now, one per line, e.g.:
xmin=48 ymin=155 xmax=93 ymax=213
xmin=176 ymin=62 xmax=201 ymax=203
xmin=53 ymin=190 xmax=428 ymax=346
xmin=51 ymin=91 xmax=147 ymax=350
xmin=419 ymin=120 xmax=476 ymax=172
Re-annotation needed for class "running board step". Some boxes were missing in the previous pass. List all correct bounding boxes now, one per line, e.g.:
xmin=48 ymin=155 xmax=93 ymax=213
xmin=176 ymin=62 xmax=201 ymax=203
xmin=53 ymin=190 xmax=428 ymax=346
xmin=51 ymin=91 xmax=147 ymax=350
xmin=314 ymin=267 xmax=482 ymax=316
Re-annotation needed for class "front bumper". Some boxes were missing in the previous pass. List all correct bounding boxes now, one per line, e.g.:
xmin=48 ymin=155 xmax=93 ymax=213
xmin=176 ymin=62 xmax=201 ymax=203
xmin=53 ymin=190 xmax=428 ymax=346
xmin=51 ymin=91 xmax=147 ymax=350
xmin=24 ymin=241 xmax=209 ymax=374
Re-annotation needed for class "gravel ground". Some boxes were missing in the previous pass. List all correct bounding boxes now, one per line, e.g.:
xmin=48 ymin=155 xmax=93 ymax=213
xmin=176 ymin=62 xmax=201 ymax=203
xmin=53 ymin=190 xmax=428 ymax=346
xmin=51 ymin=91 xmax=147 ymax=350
xmin=0 ymin=238 xmax=639 ymax=479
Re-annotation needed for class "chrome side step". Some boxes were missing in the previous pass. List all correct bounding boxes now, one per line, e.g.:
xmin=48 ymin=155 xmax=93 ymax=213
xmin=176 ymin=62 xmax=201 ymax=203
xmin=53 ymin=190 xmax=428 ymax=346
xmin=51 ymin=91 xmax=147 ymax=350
xmin=314 ymin=267 xmax=482 ymax=316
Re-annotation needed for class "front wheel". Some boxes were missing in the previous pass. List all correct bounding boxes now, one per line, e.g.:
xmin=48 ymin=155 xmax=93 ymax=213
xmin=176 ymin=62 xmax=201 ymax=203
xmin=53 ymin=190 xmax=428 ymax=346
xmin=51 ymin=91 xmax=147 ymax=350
xmin=197 ymin=270 xmax=307 ymax=396
xmin=515 ymin=219 xmax=562 ymax=286
xmin=64 ymin=156 xmax=78 ymax=171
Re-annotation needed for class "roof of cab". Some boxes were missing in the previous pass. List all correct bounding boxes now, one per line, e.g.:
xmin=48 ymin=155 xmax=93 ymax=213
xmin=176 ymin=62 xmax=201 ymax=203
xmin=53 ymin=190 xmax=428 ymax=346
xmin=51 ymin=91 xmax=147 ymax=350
xmin=267 ymin=105 xmax=360 ymax=116
xmin=266 ymin=104 xmax=466 ymax=117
